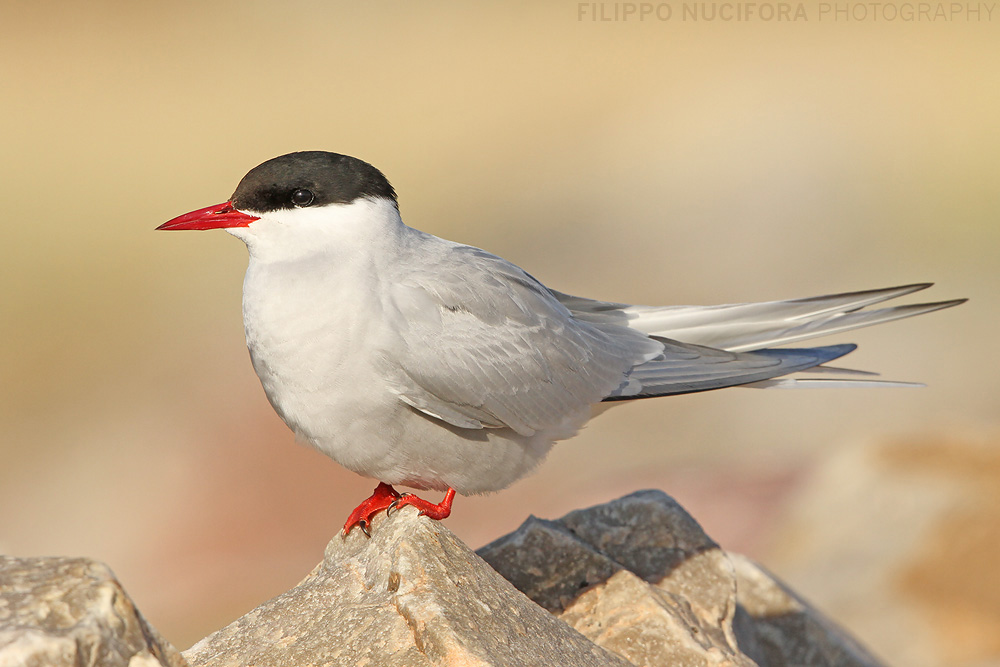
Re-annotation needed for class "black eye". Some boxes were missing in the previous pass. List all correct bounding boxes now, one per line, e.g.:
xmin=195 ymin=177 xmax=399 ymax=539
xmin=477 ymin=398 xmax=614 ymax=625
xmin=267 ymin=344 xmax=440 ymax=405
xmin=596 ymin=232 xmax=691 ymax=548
xmin=290 ymin=188 xmax=315 ymax=207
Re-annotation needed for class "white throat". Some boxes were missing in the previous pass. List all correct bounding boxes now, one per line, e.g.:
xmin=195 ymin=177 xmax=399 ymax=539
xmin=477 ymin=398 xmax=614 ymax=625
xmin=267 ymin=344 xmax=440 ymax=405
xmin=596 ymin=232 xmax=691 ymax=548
xmin=226 ymin=196 xmax=404 ymax=264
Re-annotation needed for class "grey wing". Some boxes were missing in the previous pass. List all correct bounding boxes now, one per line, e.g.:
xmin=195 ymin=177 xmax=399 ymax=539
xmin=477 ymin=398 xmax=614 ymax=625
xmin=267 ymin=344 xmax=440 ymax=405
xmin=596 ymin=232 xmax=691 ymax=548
xmin=377 ymin=244 xmax=662 ymax=436
xmin=607 ymin=340 xmax=857 ymax=399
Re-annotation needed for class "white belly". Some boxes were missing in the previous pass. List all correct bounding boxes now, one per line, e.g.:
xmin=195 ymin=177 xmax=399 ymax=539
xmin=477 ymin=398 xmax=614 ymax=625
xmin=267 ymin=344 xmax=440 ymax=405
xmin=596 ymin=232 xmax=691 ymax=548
xmin=240 ymin=256 xmax=574 ymax=495
xmin=251 ymin=335 xmax=568 ymax=493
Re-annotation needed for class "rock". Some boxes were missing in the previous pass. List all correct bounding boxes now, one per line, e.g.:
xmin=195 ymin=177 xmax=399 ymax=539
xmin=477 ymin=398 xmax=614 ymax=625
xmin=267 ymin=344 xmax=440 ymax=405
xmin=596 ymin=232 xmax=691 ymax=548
xmin=478 ymin=489 xmax=884 ymax=667
xmin=183 ymin=505 xmax=631 ymax=667
xmin=0 ymin=489 xmax=889 ymax=667
xmin=0 ymin=556 xmax=187 ymax=667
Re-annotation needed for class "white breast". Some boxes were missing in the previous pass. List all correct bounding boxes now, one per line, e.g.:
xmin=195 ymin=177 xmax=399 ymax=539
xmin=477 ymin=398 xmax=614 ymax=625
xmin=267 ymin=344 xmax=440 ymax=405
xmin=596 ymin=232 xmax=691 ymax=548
xmin=227 ymin=198 xmax=579 ymax=494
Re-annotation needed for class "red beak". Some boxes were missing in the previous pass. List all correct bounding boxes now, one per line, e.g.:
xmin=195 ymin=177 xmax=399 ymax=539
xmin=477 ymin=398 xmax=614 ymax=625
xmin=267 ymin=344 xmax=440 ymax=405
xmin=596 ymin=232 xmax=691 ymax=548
xmin=157 ymin=202 xmax=260 ymax=231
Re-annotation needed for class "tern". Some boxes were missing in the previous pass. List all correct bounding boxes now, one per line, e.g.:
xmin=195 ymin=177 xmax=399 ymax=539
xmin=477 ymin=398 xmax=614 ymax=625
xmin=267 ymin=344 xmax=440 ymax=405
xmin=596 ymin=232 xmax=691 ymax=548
xmin=159 ymin=151 xmax=964 ymax=536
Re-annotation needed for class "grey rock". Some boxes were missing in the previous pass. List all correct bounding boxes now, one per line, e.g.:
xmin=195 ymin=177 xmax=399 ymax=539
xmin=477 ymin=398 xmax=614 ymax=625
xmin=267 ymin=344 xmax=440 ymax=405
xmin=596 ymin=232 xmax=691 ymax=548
xmin=183 ymin=505 xmax=631 ymax=667
xmin=479 ymin=489 xmax=884 ymax=667
xmin=480 ymin=490 xmax=752 ymax=666
xmin=0 ymin=556 xmax=187 ymax=667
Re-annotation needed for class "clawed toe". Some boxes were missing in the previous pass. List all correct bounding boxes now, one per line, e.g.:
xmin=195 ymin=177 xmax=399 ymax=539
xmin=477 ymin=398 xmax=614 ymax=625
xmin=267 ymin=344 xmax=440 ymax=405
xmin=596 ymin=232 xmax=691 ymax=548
xmin=386 ymin=493 xmax=415 ymax=516
xmin=342 ymin=482 xmax=401 ymax=537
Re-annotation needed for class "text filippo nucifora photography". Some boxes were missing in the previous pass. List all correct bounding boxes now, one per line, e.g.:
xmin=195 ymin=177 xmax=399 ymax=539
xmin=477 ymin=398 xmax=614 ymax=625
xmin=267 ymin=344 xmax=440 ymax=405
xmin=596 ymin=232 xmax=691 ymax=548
xmin=576 ymin=2 xmax=997 ymax=22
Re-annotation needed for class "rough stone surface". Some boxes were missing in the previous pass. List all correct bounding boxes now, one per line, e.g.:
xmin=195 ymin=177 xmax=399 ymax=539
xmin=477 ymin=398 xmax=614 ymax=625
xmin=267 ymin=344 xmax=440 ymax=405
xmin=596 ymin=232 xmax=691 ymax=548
xmin=0 ymin=556 xmax=187 ymax=667
xmin=183 ymin=505 xmax=631 ymax=667
xmin=478 ymin=489 xmax=884 ymax=667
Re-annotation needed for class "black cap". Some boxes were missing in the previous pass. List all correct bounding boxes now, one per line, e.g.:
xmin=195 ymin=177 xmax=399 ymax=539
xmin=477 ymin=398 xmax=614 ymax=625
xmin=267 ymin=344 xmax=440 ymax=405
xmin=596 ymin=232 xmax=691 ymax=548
xmin=231 ymin=151 xmax=397 ymax=212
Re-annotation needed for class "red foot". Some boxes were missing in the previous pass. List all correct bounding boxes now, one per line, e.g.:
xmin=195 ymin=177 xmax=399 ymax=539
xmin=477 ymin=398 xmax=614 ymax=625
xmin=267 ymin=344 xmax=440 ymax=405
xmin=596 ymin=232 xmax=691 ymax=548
xmin=390 ymin=487 xmax=456 ymax=521
xmin=342 ymin=482 xmax=400 ymax=537
xmin=342 ymin=484 xmax=457 ymax=537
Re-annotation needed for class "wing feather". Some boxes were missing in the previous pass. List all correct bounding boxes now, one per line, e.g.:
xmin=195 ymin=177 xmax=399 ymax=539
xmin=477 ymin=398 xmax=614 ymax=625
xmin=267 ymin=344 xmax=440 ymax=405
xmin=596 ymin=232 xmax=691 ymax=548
xmin=606 ymin=341 xmax=856 ymax=399
xmin=376 ymin=242 xmax=661 ymax=436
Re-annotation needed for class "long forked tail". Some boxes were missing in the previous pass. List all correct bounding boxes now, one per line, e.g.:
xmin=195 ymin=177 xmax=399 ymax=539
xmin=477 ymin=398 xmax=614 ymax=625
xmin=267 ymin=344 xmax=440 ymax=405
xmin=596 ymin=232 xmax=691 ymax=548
xmin=558 ymin=283 xmax=966 ymax=394
xmin=560 ymin=283 xmax=965 ymax=352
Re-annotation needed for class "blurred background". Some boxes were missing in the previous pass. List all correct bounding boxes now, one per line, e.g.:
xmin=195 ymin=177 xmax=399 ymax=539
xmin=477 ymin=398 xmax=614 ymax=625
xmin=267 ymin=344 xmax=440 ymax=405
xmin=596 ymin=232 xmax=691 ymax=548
xmin=1 ymin=2 xmax=997 ymax=664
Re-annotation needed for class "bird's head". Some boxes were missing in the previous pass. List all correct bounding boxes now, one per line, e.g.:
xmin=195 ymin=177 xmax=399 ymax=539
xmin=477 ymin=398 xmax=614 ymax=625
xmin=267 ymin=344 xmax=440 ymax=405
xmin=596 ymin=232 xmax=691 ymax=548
xmin=158 ymin=151 xmax=399 ymax=258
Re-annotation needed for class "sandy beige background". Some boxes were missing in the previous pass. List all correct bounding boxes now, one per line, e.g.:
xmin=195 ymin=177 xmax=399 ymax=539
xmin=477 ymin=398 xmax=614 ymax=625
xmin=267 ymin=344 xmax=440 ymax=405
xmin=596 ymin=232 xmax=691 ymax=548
xmin=1 ymin=1 xmax=996 ymax=661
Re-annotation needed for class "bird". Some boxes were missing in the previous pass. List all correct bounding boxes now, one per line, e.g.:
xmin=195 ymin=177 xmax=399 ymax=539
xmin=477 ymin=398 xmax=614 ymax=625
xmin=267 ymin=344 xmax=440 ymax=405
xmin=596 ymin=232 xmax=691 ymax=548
xmin=158 ymin=150 xmax=965 ymax=537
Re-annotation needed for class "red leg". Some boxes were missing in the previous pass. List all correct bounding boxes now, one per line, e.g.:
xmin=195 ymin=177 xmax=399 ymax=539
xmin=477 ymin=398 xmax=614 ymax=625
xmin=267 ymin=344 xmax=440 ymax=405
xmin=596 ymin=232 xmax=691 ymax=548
xmin=342 ymin=482 xmax=401 ymax=537
xmin=389 ymin=487 xmax=456 ymax=520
